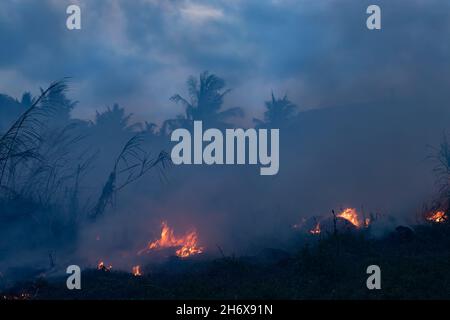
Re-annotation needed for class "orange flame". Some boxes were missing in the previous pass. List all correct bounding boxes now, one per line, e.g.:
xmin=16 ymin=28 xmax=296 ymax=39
xmin=138 ymin=221 xmax=204 ymax=258
xmin=426 ymin=211 xmax=447 ymax=223
xmin=309 ymin=222 xmax=321 ymax=235
xmin=132 ymin=265 xmax=142 ymax=276
xmin=337 ymin=208 xmax=361 ymax=228
xmin=97 ymin=261 xmax=112 ymax=271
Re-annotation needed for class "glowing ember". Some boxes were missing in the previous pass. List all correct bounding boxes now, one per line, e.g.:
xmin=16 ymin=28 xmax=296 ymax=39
xmin=309 ymin=222 xmax=321 ymax=235
xmin=97 ymin=261 xmax=112 ymax=271
xmin=132 ymin=265 xmax=142 ymax=276
xmin=138 ymin=221 xmax=204 ymax=258
xmin=337 ymin=208 xmax=361 ymax=228
xmin=2 ymin=293 xmax=32 ymax=300
xmin=426 ymin=211 xmax=447 ymax=223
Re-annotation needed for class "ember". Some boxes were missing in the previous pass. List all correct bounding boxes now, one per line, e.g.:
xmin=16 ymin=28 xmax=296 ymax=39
xmin=138 ymin=221 xmax=204 ymax=258
xmin=309 ymin=222 xmax=321 ymax=235
xmin=2 ymin=293 xmax=32 ymax=300
xmin=97 ymin=261 xmax=112 ymax=272
xmin=426 ymin=211 xmax=447 ymax=223
xmin=132 ymin=265 xmax=142 ymax=277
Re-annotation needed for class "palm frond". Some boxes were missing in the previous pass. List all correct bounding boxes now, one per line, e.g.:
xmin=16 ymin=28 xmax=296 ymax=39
xmin=0 ymin=80 xmax=69 ymax=186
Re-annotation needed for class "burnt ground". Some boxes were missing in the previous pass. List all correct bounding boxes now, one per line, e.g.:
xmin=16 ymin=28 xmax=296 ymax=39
xmin=2 ymin=223 xmax=450 ymax=300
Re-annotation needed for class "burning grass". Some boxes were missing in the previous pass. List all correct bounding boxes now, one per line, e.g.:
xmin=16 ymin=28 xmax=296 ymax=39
xmin=337 ymin=208 xmax=361 ymax=227
xmin=97 ymin=261 xmax=112 ymax=272
xmin=87 ymin=222 xmax=203 ymax=280
xmin=138 ymin=221 xmax=204 ymax=258
xmin=132 ymin=265 xmax=142 ymax=277
xmin=7 ymin=221 xmax=450 ymax=300
xmin=6 ymin=213 xmax=450 ymax=300
xmin=426 ymin=210 xmax=448 ymax=223
xmin=297 ymin=207 xmax=371 ymax=236
xmin=309 ymin=222 xmax=321 ymax=235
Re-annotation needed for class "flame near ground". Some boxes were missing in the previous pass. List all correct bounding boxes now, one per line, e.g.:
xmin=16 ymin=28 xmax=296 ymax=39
xmin=426 ymin=211 xmax=448 ymax=223
xmin=93 ymin=221 xmax=204 ymax=277
xmin=138 ymin=221 xmax=204 ymax=258
xmin=337 ymin=208 xmax=362 ymax=228
xmin=91 ymin=207 xmax=447 ymax=277
xmin=309 ymin=222 xmax=321 ymax=235
xmin=305 ymin=208 xmax=371 ymax=235
xmin=132 ymin=265 xmax=142 ymax=277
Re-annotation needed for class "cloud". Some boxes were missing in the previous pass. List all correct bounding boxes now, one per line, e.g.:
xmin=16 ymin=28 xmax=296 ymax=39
xmin=0 ymin=0 xmax=449 ymax=123
xmin=180 ymin=2 xmax=224 ymax=23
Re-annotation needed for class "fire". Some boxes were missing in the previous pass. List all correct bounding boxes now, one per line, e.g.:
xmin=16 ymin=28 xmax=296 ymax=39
xmin=337 ymin=208 xmax=361 ymax=228
xmin=309 ymin=222 xmax=321 ymax=235
xmin=2 ymin=292 xmax=32 ymax=300
xmin=138 ymin=221 xmax=204 ymax=258
xmin=97 ymin=261 xmax=112 ymax=271
xmin=426 ymin=211 xmax=447 ymax=223
xmin=132 ymin=265 xmax=142 ymax=276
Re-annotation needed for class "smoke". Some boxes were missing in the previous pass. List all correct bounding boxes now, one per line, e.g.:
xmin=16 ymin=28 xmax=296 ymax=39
xmin=1 ymin=0 xmax=450 ymax=280
xmin=69 ymin=100 xmax=449 ymax=269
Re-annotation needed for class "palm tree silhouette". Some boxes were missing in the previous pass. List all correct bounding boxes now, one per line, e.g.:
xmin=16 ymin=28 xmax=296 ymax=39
xmin=93 ymin=103 xmax=138 ymax=133
xmin=254 ymin=92 xmax=297 ymax=128
xmin=164 ymin=71 xmax=243 ymax=132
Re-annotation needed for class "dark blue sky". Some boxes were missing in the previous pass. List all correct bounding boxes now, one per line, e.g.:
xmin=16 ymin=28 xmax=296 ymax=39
xmin=1 ymin=0 xmax=449 ymax=123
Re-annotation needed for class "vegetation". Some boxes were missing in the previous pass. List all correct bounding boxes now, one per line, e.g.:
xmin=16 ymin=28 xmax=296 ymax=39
xmin=0 ymin=80 xmax=170 ymax=263
xmin=253 ymin=93 xmax=298 ymax=128
xmin=164 ymin=71 xmax=244 ymax=131
xmin=4 ymin=222 xmax=450 ymax=300
xmin=0 ymin=72 xmax=449 ymax=300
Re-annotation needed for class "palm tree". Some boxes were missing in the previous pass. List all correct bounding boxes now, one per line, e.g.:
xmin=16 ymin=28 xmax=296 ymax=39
xmin=88 ymin=104 xmax=139 ymax=162
xmin=93 ymin=103 xmax=137 ymax=133
xmin=164 ymin=71 xmax=243 ymax=132
xmin=254 ymin=92 xmax=297 ymax=128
